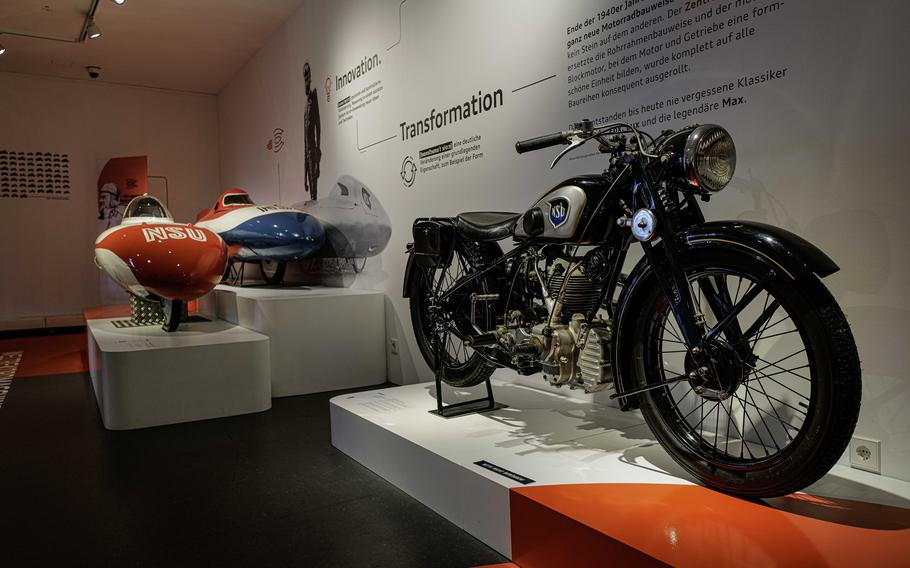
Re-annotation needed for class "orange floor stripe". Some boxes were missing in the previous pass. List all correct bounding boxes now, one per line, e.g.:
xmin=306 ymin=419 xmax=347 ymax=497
xmin=82 ymin=304 xmax=131 ymax=321
xmin=0 ymin=333 xmax=88 ymax=378
xmin=511 ymin=484 xmax=910 ymax=568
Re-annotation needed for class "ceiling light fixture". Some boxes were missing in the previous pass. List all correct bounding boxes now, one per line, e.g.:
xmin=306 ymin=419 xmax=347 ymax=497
xmin=112 ymin=0 xmax=126 ymax=5
xmin=86 ymin=21 xmax=102 ymax=40
xmin=0 ymin=43 xmax=5 ymax=56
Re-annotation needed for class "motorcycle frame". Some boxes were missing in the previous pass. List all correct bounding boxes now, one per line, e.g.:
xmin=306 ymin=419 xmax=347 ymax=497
xmin=413 ymin=132 xmax=842 ymax=407
xmin=426 ymin=151 xmax=735 ymax=376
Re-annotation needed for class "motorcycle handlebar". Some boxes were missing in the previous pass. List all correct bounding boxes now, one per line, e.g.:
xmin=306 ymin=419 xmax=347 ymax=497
xmin=515 ymin=132 xmax=570 ymax=154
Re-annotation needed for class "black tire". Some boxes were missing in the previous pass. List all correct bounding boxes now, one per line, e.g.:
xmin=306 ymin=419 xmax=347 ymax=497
xmin=630 ymin=249 xmax=861 ymax=498
xmin=161 ymin=299 xmax=183 ymax=332
xmin=408 ymin=239 xmax=500 ymax=388
xmin=260 ymin=260 xmax=286 ymax=285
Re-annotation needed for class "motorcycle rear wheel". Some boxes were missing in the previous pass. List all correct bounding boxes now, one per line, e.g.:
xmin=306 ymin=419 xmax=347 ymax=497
xmin=631 ymin=250 xmax=861 ymax=497
xmin=408 ymin=239 xmax=500 ymax=388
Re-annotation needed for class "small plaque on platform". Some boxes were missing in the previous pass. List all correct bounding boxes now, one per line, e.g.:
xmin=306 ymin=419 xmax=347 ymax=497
xmin=474 ymin=460 xmax=535 ymax=485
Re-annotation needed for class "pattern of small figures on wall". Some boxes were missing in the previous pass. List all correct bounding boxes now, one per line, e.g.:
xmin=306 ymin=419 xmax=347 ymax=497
xmin=0 ymin=149 xmax=71 ymax=200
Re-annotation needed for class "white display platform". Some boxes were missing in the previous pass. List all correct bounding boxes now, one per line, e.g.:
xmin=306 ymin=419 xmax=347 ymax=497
xmin=330 ymin=374 xmax=910 ymax=559
xmin=200 ymin=285 xmax=386 ymax=397
xmin=87 ymin=317 xmax=271 ymax=430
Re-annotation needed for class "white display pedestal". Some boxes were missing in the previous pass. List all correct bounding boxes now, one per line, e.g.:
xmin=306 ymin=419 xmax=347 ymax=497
xmin=201 ymin=285 xmax=386 ymax=397
xmin=331 ymin=374 xmax=910 ymax=562
xmin=87 ymin=317 xmax=271 ymax=430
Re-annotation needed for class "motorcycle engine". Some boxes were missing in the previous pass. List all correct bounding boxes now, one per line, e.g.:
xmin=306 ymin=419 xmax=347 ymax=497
xmin=496 ymin=259 xmax=614 ymax=393
xmin=537 ymin=314 xmax=613 ymax=392
xmin=547 ymin=264 xmax=601 ymax=323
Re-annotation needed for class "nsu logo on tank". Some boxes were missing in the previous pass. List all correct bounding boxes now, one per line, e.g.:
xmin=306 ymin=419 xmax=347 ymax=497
xmin=142 ymin=226 xmax=208 ymax=243
xmin=548 ymin=197 xmax=570 ymax=228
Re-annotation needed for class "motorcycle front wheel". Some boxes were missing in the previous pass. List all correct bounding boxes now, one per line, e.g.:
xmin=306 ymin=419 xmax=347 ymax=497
xmin=630 ymin=249 xmax=861 ymax=497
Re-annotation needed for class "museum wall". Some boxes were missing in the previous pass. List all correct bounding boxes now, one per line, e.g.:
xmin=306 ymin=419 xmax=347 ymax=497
xmin=217 ymin=0 xmax=910 ymax=480
xmin=0 ymin=72 xmax=220 ymax=327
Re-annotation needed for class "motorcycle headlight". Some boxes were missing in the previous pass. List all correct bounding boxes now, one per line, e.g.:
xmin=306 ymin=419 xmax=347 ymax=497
xmin=683 ymin=125 xmax=736 ymax=192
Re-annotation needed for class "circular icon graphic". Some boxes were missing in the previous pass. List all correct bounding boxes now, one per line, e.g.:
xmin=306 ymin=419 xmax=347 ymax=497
xmin=401 ymin=155 xmax=417 ymax=187
xmin=268 ymin=127 xmax=285 ymax=153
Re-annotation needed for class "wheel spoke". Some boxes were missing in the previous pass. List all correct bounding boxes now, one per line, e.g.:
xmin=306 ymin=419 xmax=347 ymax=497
xmin=743 ymin=372 xmax=808 ymax=416
xmin=717 ymin=398 xmax=754 ymax=459
xmin=745 ymin=385 xmax=781 ymax=451
xmin=737 ymin=388 xmax=773 ymax=456
xmin=747 ymin=367 xmax=810 ymax=401
xmin=688 ymin=400 xmax=717 ymax=435
xmin=753 ymin=353 xmax=810 ymax=381
xmin=713 ymin=395 xmax=721 ymax=452
xmin=741 ymin=298 xmax=781 ymax=343
xmin=703 ymin=281 xmax=766 ymax=343
xmin=748 ymin=328 xmax=799 ymax=343
xmin=662 ymin=322 xmax=684 ymax=343
xmin=745 ymin=364 xmax=810 ymax=382
xmin=732 ymin=276 xmax=744 ymax=305
xmin=749 ymin=379 xmax=799 ymax=440
xmin=734 ymin=314 xmax=790 ymax=347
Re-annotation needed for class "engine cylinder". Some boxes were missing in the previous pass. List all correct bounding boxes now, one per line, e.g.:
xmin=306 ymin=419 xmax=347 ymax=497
xmin=547 ymin=270 xmax=600 ymax=321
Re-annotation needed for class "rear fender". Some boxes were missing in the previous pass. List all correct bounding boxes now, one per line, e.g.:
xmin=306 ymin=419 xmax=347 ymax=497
xmin=403 ymin=217 xmax=455 ymax=298
xmin=403 ymin=246 xmax=418 ymax=298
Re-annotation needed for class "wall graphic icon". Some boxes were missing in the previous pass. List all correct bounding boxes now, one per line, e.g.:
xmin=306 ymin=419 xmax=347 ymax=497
xmin=401 ymin=155 xmax=417 ymax=187
xmin=267 ymin=128 xmax=285 ymax=153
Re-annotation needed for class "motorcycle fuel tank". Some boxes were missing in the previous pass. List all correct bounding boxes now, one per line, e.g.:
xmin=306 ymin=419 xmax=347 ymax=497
xmin=513 ymin=184 xmax=588 ymax=240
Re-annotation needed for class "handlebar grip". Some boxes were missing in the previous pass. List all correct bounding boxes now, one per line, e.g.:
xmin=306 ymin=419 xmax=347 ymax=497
xmin=515 ymin=132 xmax=569 ymax=154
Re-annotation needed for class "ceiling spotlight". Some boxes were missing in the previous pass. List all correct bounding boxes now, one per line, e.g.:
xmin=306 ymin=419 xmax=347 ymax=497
xmin=86 ymin=21 xmax=102 ymax=40
xmin=0 ymin=44 xmax=5 ymax=56
xmin=111 ymin=0 xmax=126 ymax=5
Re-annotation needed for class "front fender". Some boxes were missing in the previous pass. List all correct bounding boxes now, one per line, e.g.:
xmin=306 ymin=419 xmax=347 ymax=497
xmin=611 ymin=220 xmax=838 ymax=408
xmin=681 ymin=220 xmax=838 ymax=279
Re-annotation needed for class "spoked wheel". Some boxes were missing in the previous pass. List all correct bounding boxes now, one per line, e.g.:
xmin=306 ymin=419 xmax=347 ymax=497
xmin=632 ymin=251 xmax=861 ymax=497
xmin=260 ymin=260 xmax=286 ymax=285
xmin=161 ymin=299 xmax=183 ymax=332
xmin=409 ymin=240 xmax=500 ymax=387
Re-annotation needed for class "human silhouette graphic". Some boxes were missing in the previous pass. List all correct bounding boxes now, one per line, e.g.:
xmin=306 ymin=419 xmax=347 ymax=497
xmin=304 ymin=62 xmax=322 ymax=201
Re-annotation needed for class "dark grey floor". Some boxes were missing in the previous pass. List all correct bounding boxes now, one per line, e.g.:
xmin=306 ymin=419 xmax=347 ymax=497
xmin=0 ymin=371 xmax=507 ymax=567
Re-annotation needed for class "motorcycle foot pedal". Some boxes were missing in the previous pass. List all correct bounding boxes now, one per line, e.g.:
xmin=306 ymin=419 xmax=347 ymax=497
xmin=465 ymin=332 xmax=499 ymax=347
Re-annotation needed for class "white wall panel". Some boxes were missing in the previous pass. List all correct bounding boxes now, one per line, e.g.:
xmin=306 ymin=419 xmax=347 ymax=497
xmin=217 ymin=0 xmax=910 ymax=480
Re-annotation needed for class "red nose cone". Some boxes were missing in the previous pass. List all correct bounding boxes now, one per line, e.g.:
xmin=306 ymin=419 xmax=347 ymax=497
xmin=96 ymin=223 xmax=227 ymax=300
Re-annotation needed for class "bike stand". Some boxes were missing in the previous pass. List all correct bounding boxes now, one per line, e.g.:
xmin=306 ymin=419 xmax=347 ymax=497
xmin=230 ymin=262 xmax=250 ymax=287
xmin=428 ymin=329 xmax=506 ymax=419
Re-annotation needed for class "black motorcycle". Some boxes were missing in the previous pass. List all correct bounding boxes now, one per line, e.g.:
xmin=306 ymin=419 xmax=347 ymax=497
xmin=403 ymin=119 xmax=861 ymax=498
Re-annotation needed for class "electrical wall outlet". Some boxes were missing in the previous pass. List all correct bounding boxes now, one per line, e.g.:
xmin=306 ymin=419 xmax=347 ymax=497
xmin=390 ymin=338 xmax=399 ymax=355
xmin=849 ymin=436 xmax=881 ymax=474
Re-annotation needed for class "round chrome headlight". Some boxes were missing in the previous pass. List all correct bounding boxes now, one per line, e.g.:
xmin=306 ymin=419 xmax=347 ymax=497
xmin=683 ymin=125 xmax=736 ymax=192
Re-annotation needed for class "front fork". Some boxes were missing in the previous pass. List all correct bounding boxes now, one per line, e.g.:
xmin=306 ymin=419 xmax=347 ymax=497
xmin=629 ymin=160 xmax=749 ymax=386
xmin=631 ymin=159 xmax=705 ymax=350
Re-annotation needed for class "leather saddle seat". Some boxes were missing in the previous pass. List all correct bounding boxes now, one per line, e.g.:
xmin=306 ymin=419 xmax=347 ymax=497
xmin=455 ymin=211 xmax=521 ymax=241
